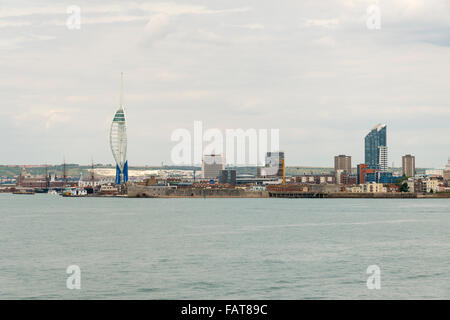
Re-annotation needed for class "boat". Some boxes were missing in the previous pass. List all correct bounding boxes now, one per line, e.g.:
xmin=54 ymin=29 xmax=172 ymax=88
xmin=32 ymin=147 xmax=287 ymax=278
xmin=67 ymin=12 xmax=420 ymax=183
xmin=13 ymin=188 xmax=35 ymax=195
xmin=61 ymin=188 xmax=88 ymax=197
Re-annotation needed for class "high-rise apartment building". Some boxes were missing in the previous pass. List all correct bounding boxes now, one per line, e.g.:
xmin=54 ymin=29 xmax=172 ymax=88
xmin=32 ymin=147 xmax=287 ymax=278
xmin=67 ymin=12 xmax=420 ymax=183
xmin=334 ymin=155 xmax=352 ymax=174
xmin=378 ymin=146 xmax=388 ymax=172
xmin=258 ymin=151 xmax=285 ymax=177
xmin=365 ymin=124 xmax=387 ymax=170
xmin=444 ymin=158 xmax=450 ymax=181
xmin=202 ymin=154 xmax=225 ymax=179
xmin=402 ymin=154 xmax=416 ymax=177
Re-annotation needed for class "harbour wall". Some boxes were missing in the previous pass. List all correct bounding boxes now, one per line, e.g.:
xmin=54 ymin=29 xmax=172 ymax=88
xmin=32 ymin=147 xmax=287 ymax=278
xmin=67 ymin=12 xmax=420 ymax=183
xmin=127 ymin=185 xmax=450 ymax=199
xmin=127 ymin=185 xmax=268 ymax=198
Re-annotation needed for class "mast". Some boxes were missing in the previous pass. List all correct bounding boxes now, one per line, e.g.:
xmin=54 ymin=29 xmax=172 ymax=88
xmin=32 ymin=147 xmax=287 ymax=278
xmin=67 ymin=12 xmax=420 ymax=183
xmin=18 ymin=166 xmax=23 ymax=187
xmin=45 ymin=164 xmax=49 ymax=188
xmin=91 ymin=157 xmax=95 ymax=186
xmin=63 ymin=158 xmax=67 ymax=188
xmin=119 ymin=72 xmax=125 ymax=185
xmin=119 ymin=72 xmax=124 ymax=110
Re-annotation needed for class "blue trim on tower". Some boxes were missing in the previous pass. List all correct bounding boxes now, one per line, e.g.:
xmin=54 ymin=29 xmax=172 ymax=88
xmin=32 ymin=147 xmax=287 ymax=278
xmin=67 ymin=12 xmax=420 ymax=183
xmin=123 ymin=161 xmax=128 ymax=183
xmin=114 ymin=161 xmax=129 ymax=184
xmin=115 ymin=164 xmax=121 ymax=185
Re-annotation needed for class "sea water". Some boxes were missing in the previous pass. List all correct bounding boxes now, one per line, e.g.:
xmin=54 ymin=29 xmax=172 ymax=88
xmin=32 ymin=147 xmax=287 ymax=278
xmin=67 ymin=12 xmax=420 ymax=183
xmin=0 ymin=194 xmax=449 ymax=299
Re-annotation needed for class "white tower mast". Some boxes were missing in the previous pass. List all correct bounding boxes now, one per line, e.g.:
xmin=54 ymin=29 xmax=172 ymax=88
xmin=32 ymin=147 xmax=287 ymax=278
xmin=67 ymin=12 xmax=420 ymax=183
xmin=110 ymin=72 xmax=128 ymax=184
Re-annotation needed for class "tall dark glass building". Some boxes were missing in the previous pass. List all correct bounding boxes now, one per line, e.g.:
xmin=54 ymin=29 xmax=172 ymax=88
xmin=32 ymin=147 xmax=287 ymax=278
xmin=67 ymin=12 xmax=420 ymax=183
xmin=365 ymin=124 xmax=387 ymax=170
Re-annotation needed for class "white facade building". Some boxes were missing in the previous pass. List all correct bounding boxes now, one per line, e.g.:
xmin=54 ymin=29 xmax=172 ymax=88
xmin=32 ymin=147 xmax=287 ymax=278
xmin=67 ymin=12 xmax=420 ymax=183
xmin=407 ymin=178 xmax=415 ymax=193
xmin=350 ymin=183 xmax=386 ymax=193
xmin=378 ymin=146 xmax=388 ymax=172
xmin=425 ymin=169 xmax=443 ymax=176
xmin=425 ymin=179 xmax=440 ymax=193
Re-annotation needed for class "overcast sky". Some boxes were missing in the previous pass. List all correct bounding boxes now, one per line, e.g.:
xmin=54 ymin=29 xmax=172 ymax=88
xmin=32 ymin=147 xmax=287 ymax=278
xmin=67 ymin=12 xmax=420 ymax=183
xmin=1 ymin=0 xmax=449 ymax=168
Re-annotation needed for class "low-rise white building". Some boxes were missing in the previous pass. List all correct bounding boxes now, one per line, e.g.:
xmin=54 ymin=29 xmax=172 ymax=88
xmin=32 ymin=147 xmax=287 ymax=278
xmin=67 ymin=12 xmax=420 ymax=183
xmin=363 ymin=182 xmax=386 ymax=193
xmin=251 ymin=185 xmax=266 ymax=192
xmin=350 ymin=186 xmax=363 ymax=193
xmin=407 ymin=178 xmax=415 ymax=193
xmin=78 ymin=172 xmax=114 ymax=188
xmin=425 ymin=178 xmax=440 ymax=193
xmin=349 ymin=183 xmax=386 ymax=193
xmin=425 ymin=169 xmax=444 ymax=176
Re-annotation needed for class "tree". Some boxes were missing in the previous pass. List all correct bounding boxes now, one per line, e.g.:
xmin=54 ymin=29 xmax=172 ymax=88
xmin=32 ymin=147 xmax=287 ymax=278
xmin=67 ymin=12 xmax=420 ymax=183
xmin=399 ymin=182 xmax=409 ymax=193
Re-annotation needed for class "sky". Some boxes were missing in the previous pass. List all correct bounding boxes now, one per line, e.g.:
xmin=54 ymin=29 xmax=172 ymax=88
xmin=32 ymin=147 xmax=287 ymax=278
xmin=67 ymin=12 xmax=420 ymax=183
xmin=1 ymin=0 xmax=449 ymax=168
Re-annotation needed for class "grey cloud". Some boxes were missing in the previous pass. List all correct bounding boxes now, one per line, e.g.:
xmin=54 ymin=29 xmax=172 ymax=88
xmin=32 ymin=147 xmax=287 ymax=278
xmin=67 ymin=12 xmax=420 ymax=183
xmin=0 ymin=0 xmax=449 ymax=167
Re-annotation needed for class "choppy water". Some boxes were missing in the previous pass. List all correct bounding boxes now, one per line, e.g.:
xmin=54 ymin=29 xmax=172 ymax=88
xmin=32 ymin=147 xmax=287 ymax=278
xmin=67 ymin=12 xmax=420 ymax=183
xmin=0 ymin=193 xmax=449 ymax=299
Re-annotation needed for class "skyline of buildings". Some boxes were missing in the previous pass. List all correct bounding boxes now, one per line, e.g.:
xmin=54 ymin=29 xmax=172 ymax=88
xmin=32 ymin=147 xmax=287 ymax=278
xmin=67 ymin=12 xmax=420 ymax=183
xmin=4 ymin=121 xmax=450 ymax=195
xmin=2 ymin=114 xmax=448 ymax=179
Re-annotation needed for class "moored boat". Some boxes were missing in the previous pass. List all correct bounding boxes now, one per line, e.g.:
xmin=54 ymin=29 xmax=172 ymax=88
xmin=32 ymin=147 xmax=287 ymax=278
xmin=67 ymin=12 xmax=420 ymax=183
xmin=13 ymin=188 xmax=35 ymax=195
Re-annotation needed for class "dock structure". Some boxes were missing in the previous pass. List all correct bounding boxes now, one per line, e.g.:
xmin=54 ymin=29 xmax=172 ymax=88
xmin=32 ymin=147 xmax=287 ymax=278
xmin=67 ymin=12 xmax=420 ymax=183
xmin=265 ymin=184 xmax=421 ymax=198
xmin=127 ymin=184 xmax=268 ymax=198
xmin=268 ymin=191 xmax=327 ymax=198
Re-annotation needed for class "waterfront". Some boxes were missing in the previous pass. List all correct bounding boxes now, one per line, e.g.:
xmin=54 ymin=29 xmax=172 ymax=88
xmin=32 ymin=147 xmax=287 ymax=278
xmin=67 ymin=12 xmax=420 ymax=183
xmin=1 ymin=194 xmax=449 ymax=299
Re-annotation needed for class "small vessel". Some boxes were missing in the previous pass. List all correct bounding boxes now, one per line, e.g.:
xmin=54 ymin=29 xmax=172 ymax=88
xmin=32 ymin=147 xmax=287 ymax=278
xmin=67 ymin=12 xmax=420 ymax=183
xmin=61 ymin=188 xmax=88 ymax=197
xmin=13 ymin=188 xmax=35 ymax=195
